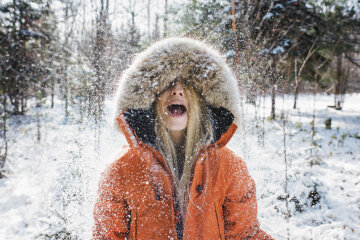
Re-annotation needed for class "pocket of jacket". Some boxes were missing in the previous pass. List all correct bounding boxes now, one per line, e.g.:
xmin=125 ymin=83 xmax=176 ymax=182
xmin=214 ymin=202 xmax=224 ymax=240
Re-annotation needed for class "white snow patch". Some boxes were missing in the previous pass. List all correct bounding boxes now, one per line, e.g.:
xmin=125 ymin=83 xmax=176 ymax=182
xmin=271 ymin=46 xmax=285 ymax=55
xmin=263 ymin=13 xmax=274 ymax=20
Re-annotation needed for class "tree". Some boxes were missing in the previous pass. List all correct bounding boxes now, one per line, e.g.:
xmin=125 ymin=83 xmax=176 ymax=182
xmin=0 ymin=0 xmax=56 ymax=172
xmin=294 ymin=0 xmax=360 ymax=109
xmin=177 ymin=0 xmax=320 ymax=119
xmin=91 ymin=0 xmax=112 ymax=124
xmin=305 ymin=0 xmax=360 ymax=110
xmin=0 ymin=0 xmax=54 ymax=115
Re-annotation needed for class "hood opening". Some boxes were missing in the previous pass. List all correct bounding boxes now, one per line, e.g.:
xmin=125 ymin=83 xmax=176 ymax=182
xmin=123 ymin=108 xmax=157 ymax=147
xmin=207 ymin=106 xmax=234 ymax=142
xmin=122 ymin=106 xmax=234 ymax=148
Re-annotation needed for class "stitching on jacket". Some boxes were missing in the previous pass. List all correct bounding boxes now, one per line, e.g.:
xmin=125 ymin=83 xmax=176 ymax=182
xmin=214 ymin=202 xmax=223 ymax=240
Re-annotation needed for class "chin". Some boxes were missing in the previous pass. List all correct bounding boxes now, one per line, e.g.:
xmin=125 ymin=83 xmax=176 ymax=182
xmin=165 ymin=116 xmax=188 ymax=131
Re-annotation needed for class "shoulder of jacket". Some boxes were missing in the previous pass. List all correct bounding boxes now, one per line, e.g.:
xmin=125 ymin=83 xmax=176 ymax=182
xmin=101 ymin=148 xmax=136 ymax=178
xmin=217 ymin=147 xmax=244 ymax=162
xmin=105 ymin=146 xmax=153 ymax=177
xmin=112 ymin=147 xmax=144 ymax=167
xmin=215 ymin=147 xmax=249 ymax=173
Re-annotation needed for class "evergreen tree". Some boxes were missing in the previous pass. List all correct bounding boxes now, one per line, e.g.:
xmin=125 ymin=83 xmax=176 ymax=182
xmin=0 ymin=0 xmax=54 ymax=115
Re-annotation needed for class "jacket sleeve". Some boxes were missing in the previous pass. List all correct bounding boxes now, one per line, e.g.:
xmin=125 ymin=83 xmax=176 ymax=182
xmin=223 ymin=156 xmax=273 ymax=240
xmin=92 ymin=161 xmax=131 ymax=240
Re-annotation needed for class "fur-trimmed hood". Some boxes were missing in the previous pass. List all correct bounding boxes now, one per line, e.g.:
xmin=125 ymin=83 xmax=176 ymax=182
xmin=115 ymin=37 xmax=241 ymax=140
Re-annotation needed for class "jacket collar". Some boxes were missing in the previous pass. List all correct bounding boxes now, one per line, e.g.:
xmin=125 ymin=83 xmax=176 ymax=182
xmin=116 ymin=106 xmax=237 ymax=152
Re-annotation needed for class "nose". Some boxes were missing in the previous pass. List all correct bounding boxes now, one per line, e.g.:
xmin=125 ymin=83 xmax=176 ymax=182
xmin=171 ymin=83 xmax=184 ymax=97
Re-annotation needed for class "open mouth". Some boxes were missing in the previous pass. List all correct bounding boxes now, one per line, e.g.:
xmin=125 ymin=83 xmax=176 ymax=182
xmin=167 ymin=104 xmax=187 ymax=116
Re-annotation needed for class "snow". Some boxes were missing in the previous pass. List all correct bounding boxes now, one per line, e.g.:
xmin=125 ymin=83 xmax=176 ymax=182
xmin=228 ymin=93 xmax=360 ymax=239
xmin=258 ymin=48 xmax=270 ymax=56
xmin=18 ymin=30 xmax=44 ymax=39
xmin=1 ymin=93 xmax=360 ymax=239
xmin=282 ymin=38 xmax=293 ymax=48
xmin=226 ymin=50 xmax=236 ymax=58
xmin=271 ymin=46 xmax=285 ymax=55
xmin=274 ymin=4 xmax=285 ymax=10
xmin=263 ymin=12 xmax=274 ymax=20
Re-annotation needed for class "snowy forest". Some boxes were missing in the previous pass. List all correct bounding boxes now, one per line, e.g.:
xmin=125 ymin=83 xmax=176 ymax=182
xmin=1 ymin=0 xmax=360 ymax=239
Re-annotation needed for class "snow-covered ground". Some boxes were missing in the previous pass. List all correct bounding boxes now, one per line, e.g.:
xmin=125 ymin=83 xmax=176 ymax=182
xmin=0 ymin=93 xmax=359 ymax=239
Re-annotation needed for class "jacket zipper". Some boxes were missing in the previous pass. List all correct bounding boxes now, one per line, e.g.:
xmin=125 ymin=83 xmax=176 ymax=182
xmin=146 ymin=145 xmax=207 ymax=240
xmin=214 ymin=203 xmax=223 ymax=240
xmin=134 ymin=204 xmax=138 ymax=240
xmin=147 ymin=146 xmax=181 ymax=240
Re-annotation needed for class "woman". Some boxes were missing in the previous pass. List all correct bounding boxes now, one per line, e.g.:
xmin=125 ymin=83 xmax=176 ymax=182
xmin=92 ymin=38 xmax=273 ymax=240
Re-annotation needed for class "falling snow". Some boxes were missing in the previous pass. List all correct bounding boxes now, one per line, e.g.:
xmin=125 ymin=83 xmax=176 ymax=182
xmin=0 ymin=94 xmax=359 ymax=239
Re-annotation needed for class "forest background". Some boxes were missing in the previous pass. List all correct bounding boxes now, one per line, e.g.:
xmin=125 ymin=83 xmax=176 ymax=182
xmin=1 ymin=0 xmax=360 ymax=239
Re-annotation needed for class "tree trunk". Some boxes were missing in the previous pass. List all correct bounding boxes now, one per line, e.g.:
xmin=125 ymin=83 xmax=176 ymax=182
xmin=0 ymin=94 xmax=8 ymax=178
xmin=153 ymin=14 xmax=160 ymax=40
xmin=13 ymin=91 xmax=20 ymax=114
xmin=64 ymin=72 xmax=69 ymax=118
xmin=36 ymin=95 xmax=41 ymax=142
xmin=334 ymin=53 xmax=346 ymax=110
xmin=163 ymin=0 xmax=168 ymax=37
xmin=311 ymin=74 xmax=318 ymax=150
xmin=270 ymin=84 xmax=276 ymax=120
xmin=261 ymin=93 xmax=265 ymax=146
xmin=232 ymin=0 xmax=240 ymax=68
xmin=92 ymin=0 xmax=110 ymax=124
xmin=51 ymin=79 xmax=55 ymax=108
xmin=281 ymin=93 xmax=290 ymax=240
xmin=293 ymin=58 xmax=300 ymax=109
xmin=147 ymin=0 xmax=151 ymax=40
xmin=64 ymin=4 xmax=69 ymax=119
xmin=20 ymin=92 xmax=25 ymax=114
xmin=293 ymin=81 xmax=300 ymax=109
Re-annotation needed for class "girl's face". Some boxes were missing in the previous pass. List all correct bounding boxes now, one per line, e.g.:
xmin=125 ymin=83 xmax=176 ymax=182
xmin=158 ymin=82 xmax=189 ymax=131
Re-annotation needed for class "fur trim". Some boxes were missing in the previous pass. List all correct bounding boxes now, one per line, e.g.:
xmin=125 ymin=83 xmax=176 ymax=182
xmin=115 ymin=37 xmax=241 ymax=131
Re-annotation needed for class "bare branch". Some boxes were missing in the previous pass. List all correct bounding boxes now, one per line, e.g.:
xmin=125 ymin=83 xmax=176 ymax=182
xmin=298 ymin=40 xmax=318 ymax=77
xmin=345 ymin=53 xmax=360 ymax=68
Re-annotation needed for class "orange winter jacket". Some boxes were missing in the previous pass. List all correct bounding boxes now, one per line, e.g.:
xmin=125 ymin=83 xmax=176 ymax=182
xmin=92 ymin=112 xmax=273 ymax=240
xmin=92 ymin=38 xmax=273 ymax=239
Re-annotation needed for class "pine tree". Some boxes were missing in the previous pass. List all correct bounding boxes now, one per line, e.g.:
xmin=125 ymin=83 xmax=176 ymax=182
xmin=0 ymin=0 xmax=55 ymax=115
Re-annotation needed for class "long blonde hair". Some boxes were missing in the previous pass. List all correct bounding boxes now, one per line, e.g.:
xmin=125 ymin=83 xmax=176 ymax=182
xmin=155 ymin=83 xmax=213 ymax=217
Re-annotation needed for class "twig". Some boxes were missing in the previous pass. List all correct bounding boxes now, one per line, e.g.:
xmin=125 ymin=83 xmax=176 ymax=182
xmin=232 ymin=0 xmax=240 ymax=67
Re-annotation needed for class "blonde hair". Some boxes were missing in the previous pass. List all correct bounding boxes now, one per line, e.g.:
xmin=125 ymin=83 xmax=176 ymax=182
xmin=155 ymin=84 xmax=213 ymax=217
